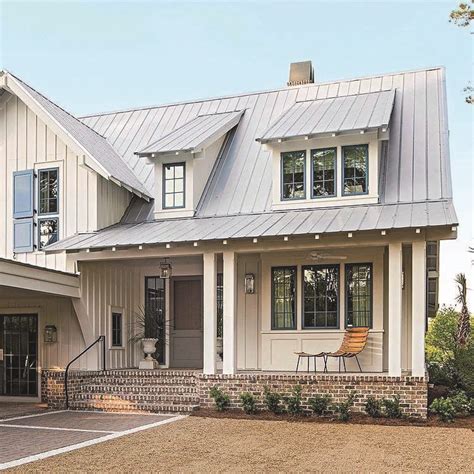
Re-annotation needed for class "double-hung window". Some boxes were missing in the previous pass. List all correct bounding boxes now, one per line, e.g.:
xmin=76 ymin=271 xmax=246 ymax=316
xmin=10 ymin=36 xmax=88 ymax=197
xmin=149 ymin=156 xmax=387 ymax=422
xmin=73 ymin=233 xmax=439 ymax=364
xmin=281 ymin=151 xmax=306 ymax=200
xmin=312 ymin=148 xmax=336 ymax=198
xmin=271 ymin=266 xmax=297 ymax=329
xmin=303 ymin=265 xmax=339 ymax=328
xmin=343 ymin=145 xmax=368 ymax=195
xmin=111 ymin=311 xmax=123 ymax=348
xmin=38 ymin=168 xmax=59 ymax=249
xmin=163 ymin=163 xmax=185 ymax=209
xmin=345 ymin=263 xmax=372 ymax=328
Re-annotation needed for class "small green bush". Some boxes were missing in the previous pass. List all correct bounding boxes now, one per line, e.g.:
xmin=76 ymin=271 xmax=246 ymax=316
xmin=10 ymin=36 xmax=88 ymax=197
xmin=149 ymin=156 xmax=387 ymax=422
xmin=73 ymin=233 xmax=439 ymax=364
xmin=240 ymin=392 xmax=257 ymax=414
xmin=333 ymin=392 xmax=356 ymax=422
xmin=365 ymin=396 xmax=383 ymax=418
xmin=284 ymin=385 xmax=303 ymax=415
xmin=209 ymin=386 xmax=230 ymax=411
xmin=308 ymin=394 xmax=331 ymax=416
xmin=449 ymin=391 xmax=471 ymax=415
xmin=430 ymin=397 xmax=456 ymax=422
xmin=263 ymin=386 xmax=283 ymax=414
xmin=382 ymin=395 xmax=403 ymax=418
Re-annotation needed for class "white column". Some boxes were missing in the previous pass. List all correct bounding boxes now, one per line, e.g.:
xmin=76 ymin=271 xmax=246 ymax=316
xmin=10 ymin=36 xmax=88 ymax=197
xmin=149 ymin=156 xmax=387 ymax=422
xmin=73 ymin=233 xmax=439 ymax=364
xmin=203 ymin=252 xmax=217 ymax=374
xmin=412 ymin=241 xmax=427 ymax=377
xmin=388 ymin=242 xmax=403 ymax=376
xmin=223 ymin=251 xmax=237 ymax=374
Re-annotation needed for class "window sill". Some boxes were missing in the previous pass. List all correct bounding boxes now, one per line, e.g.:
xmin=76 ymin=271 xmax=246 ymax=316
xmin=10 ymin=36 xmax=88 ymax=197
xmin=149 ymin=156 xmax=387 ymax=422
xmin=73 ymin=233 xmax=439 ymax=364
xmin=272 ymin=194 xmax=378 ymax=211
xmin=262 ymin=329 xmax=384 ymax=335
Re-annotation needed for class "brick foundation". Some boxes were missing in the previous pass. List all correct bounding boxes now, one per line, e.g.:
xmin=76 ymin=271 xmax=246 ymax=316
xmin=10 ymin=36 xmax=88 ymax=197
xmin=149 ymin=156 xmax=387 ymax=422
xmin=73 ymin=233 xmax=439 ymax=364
xmin=41 ymin=370 xmax=428 ymax=418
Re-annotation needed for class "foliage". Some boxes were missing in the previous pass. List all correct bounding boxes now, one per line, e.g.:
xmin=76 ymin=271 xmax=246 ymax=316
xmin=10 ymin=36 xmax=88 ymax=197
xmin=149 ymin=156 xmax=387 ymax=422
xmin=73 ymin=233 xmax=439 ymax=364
xmin=430 ymin=397 xmax=457 ymax=422
xmin=308 ymin=394 xmax=331 ymax=416
xmin=449 ymin=1 xmax=473 ymax=28
xmin=426 ymin=306 xmax=459 ymax=363
xmin=430 ymin=390 xmax=474 ymax=421
xmin=209 ymin=386 xmax=230 ymax=411
xmin=382 ymin=395 xmax=403 ymax=419
xmin=129 ymin=305 xmax=170 ymax=344
xmin=449 ymin=391 xmax=472 ymax=415
xmin=333 ymin=392 xmax=356 ymax=422
xmin=263 ymin=386 xmax=283 ymax=414
xmin=364 ymin=396 xmax=383 ymax=418
xmin=452 ymin=344 xmax=474 ymax=396
xmin=455 ymin=273 xmax=471 ymax=347
xmin=284 ymin=385 xmax=303 ymax=415
xmin=240 ymin=392 xmax=257 ymax=414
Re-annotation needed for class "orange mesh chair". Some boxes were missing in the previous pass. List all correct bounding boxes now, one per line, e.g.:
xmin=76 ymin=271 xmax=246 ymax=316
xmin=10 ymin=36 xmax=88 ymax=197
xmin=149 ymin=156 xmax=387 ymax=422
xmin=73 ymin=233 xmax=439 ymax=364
xmin=323 ymin=327 xmax=369 ymax=373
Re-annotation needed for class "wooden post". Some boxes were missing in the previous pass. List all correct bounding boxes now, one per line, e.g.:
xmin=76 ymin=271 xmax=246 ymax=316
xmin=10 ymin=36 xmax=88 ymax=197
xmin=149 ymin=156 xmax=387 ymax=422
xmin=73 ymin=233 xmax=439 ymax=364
xmin=388 ymin=242 xmax=403 ymax=376
xmin=223 ymin=251 xmax=237 ymax=374
xmin=203 ymin=252 xmax=217 ymax=374
xmin=412 ymin=241 xmax=426 ymax=377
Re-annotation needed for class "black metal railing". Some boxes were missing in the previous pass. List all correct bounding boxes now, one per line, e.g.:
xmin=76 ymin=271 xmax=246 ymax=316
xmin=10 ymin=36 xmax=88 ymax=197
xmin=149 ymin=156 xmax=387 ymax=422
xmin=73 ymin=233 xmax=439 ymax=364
xmin=64 ymin=335 xmax=105 ymax=409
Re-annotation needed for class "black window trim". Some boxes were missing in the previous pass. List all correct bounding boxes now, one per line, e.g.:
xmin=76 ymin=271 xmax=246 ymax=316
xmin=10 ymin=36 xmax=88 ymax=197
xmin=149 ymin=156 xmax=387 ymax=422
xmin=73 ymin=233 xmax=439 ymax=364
xmin=37 ymin=216 xmax=59 ymax=250
xmin=37 ymin=167 xmax=59 ymax=216
xmin=271 ymin=265 xmax=297 ymax=330
xmin=302 ymin=263 xmax=340 ymax=330
xmin=280 ymin=150 xmax=306 ymax=201
xmin=162 ymin=162 xmax=186 ymax=210
xmin=342 ymin=144 xmax=369 ymax=197
xmin=311 ymin=147 xmax=337 ymax=199
xmin=111 ymin=309 xmax=124 ymax=348
xmin=344 ymin=262 xmax=373 ymax=329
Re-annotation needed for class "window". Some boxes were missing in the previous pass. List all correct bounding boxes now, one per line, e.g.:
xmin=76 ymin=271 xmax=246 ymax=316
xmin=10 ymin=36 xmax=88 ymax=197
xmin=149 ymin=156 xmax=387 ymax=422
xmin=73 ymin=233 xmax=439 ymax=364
xmin=38 ymin=218 xmax=59 ymax=249
xmin=345 ymin=263 xmax=372 ymax=328
xmin=144 ymin=277 xmax=166 ymax=364
xmin=312 ymin=148 xmax=336 ymax=198
xmin=343 ymin=145 xmax=368 ymax=195
xmin=303 ymin=265 xmax=339 ymax=328
xmin=427 ymin=277 xmax=438 ymax=317
xmin=271 ymin=267 xmax=297 ymax=329
xmin=426 ymin=241 xmax=438 ymax=272
xmin=111 ymin=311 xmax=123 ymax=347
xmin=281 ymin=151 xmax=306 ymax=200
xmin=163 ymin=163 xmax=185 ymax=209
xmin=217 ymin=273 xmax=223 ymax=338
xmin=38 ymin=168 xmax=59 ymax=249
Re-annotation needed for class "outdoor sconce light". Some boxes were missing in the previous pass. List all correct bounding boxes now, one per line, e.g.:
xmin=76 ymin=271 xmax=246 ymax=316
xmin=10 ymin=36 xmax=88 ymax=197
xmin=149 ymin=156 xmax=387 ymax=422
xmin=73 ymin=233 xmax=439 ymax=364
xmin=244 ymin=273 xmax=255 ymax=294
xmin=160 ymin=259 xmax=172 ymax=279
xmin=44 ymin=325 xmax=57 ymax=343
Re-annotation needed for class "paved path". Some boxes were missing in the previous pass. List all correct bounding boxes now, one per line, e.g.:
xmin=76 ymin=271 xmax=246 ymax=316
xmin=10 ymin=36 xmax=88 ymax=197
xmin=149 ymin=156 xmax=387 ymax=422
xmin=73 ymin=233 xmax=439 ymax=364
xmin=0 ymin=410 xmax=183 ymax=469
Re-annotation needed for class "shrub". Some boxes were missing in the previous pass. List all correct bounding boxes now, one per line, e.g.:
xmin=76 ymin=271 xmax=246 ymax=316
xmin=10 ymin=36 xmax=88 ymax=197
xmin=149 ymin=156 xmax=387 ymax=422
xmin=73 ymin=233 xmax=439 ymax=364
xmin=240 ymin=392 xmax=257 ymax=414
xmin=333 ymin=392 xmax=356 ymax=422
xmin=382 ymin=395 xmax=403 ymax=418
xmin=308 ymin=394 xmax=331 ymax=416
xmin=263 ymin=386 xmax=283 ymax=414
xmin=365 ymin=396 xmax=383 ymax=418
xmin=209 ymin=386 xmax=230 ymax=411
xmin=430 ymin=397 xmax=456 ymax=422
xmin=452 ymin=345 xmax=474 ymax=397
xmin=284 ymin=385 xmax=303 ymax=415
xmin=425 ymin=306 xmax=459 ymax=364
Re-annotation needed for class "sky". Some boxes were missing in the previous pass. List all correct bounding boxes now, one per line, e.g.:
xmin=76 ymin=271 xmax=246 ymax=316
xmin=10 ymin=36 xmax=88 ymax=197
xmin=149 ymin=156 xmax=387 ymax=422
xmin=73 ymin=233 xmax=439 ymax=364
xmin=1 ymin=0 xmax=472 ymax=307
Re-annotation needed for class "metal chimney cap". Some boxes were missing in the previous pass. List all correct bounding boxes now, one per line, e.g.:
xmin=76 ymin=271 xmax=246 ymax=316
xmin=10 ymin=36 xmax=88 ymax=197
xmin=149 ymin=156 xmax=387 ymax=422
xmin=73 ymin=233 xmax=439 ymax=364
xmin=287 ymin=61 xmax=314 ymax=86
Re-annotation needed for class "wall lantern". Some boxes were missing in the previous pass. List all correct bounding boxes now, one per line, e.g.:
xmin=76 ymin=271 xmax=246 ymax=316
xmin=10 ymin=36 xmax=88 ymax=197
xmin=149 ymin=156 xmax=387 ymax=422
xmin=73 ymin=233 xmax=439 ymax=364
xmin=44 ymin=325 xmax=57 ymax=343
xmin=244 ymin=273 xmax=255 ymax=294
xmin=160 ymin=259 xmax=172 ymax=279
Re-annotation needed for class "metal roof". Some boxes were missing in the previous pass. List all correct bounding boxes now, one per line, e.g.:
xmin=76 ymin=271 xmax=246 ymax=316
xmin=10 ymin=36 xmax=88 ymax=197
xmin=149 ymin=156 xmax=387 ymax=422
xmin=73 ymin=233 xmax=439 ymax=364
xmin=5 ymin=72 xmax=151 ymax=198
xmin=256 ymin=90 xmax=395 ymax=143
xmin=137 ymin=110 xmax=244 ymax=155
xmin=46 ymin=200 xmax=457 ymax=252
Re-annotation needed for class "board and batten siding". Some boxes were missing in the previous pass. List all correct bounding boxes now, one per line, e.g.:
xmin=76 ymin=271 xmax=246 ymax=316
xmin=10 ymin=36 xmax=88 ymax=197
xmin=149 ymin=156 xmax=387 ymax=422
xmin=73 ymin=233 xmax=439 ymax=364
xmin=0 ymin=93 xmax=132 ymax=272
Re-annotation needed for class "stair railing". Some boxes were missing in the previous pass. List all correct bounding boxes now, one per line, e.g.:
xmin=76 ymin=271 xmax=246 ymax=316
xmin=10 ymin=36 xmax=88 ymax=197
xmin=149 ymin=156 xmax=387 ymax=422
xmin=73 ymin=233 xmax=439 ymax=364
xmin=64 ymin=335 xmax=106 ymax=409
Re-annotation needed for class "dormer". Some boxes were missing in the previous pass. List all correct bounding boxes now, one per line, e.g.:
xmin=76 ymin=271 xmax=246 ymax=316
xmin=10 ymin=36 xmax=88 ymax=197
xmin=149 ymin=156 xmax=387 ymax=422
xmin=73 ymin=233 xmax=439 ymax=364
xmin=256 ymin=89 xmax=395 ymax=210
xmin=137 ymin=110 xmax=244 ymax=219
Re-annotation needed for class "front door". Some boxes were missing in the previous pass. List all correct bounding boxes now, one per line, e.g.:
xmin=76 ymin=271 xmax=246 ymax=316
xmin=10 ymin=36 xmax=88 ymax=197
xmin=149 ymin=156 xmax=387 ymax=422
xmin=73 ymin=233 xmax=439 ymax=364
xmin=170 ymin=277 xmax=203 ymax=368
xmin=0 ymin=314 xmax=38 ymax=396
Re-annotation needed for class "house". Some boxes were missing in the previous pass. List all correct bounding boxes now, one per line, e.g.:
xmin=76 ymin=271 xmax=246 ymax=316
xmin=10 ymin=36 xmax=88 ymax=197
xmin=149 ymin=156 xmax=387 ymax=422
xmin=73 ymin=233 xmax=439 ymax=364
xmin=0 ymin=62 xmax=457 ymax=416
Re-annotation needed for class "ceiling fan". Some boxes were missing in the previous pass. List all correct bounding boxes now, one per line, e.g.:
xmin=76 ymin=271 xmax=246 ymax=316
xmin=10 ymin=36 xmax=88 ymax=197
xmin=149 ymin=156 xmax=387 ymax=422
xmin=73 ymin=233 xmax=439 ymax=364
xmin=308 ymin=251 xmax=347 ymax=261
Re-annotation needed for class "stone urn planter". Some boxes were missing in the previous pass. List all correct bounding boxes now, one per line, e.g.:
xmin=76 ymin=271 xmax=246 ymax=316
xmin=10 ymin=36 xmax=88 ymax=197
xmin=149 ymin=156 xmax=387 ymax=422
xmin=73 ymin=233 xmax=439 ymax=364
xmin=139 ymin=338 xmax=159 ymax=369
xmin=216 ymin=337 xmax=223 ymax=361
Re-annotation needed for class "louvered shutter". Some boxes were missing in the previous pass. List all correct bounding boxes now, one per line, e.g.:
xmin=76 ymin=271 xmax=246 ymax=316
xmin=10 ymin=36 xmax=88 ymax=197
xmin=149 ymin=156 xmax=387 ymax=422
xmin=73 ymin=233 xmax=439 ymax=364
xmin=13 ymin=170 xmax=35 ymax=218
xmin=13 ymin=218 xmax=35 ymax=253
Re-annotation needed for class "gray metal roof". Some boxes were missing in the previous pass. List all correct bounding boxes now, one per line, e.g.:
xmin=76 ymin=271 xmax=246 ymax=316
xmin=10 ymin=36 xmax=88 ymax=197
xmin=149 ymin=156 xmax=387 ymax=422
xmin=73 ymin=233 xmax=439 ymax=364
xmin=137 ymin=110 xmax=244 ymax=155
xmin=256 ymin=90 xmax=395 ymax=143
xmin=7 ymin=72 xmax=151 ymax=198
xmin=46 ymin=200 xmax=457 ymax=252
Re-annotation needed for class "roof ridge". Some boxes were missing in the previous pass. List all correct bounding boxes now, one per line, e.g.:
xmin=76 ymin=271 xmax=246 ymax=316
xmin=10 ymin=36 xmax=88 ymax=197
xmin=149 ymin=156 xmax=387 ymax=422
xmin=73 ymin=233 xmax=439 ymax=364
xmin=78 ymin=65 xmax=444 ymax=119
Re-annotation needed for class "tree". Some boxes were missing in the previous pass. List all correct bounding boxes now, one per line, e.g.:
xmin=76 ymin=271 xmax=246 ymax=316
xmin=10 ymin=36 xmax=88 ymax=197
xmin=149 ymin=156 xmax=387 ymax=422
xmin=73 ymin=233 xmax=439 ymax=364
xmin=449 ymin=1 xmax=473 ymax=104
xmin=455 ymin=273 xmax=471 ymax=346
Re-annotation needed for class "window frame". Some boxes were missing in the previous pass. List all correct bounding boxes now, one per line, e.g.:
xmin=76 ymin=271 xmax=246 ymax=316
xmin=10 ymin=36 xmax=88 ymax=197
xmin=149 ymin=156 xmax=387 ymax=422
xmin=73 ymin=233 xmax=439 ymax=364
xmin=342 ymin=144 xmax=369 ymax=197
xmin=271 ymin=266 xmax=297 ymax=330
xmin=311 ymin=147 xmax=337 ymax=199
xmin=111 ymin=309 xmax=124 ymax=349
xmin=37 ymin=216 xmax=59 ymax=250
xmin=37 ymin=167 xmax=59 ymax=216
xmin=280 ymin=151 xmax=306 ymax=201
xmin=344 ymin=262 xmax=373 ymax=329
xmin=302 ymin=264 xmax=340 ymax=329
xmin=162 ymin=162 xmax=186 ymax=210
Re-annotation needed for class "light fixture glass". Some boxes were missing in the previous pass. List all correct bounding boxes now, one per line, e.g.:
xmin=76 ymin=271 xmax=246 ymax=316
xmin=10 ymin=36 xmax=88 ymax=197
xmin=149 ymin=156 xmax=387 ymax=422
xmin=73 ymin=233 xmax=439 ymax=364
xmin=44 ymin=325 xmax=57 ymax=343
xmin=160 ymin=259 xmax=172 ymax=279
xmin=244 ymin=273 xmax=255 ymax=294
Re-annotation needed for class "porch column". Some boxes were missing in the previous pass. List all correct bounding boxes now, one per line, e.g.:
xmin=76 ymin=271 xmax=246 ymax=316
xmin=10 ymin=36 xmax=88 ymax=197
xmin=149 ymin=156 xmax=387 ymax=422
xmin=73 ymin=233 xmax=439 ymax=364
xmin=412 ymin=241 xmax=427 ymax=377
xmin=223 ymin=251 xmax=237 ymax=374
xmin=203 ymin=252 xmax=217 ymax=374
xmin=388 ymin=242 xmax=403 ymax=376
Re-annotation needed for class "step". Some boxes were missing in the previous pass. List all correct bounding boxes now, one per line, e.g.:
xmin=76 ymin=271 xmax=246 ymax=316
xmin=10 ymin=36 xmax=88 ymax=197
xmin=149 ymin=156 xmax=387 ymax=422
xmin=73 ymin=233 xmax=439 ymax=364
xmin=74 ymin=393 xmax=199 ymax=404
xmin=78 ymin=385 xmax=197 ymax=395
xmin=82 ymin=377 xmax=197 ymax=386
xmin=69 ymin=400 xmax=200 ymax=414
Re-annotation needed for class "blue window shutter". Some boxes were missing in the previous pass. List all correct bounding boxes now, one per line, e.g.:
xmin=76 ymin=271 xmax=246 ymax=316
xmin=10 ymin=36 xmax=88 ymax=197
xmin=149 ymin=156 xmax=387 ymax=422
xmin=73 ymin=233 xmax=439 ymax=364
xmin=13 ymin=170 xmax=35 ymax=218
xmin=13 ymin=218 xmax=34 ymax=253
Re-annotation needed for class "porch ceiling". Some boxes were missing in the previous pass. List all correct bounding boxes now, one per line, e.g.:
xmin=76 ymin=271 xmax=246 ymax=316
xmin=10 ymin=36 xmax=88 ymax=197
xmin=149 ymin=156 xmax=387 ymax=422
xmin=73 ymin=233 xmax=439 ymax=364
xmin=44 ymin=200 xmax=457 ymax=252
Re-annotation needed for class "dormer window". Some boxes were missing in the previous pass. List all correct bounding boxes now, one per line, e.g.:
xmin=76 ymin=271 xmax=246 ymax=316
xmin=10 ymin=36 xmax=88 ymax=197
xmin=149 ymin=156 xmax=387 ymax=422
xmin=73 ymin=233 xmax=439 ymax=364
xmin=312 ymin=148 xmax=336 ymax=198
xmin=281 ymin=151 xmax=306 ymax=200
xmin=342 ymin=145 xmax=368 ymax=196
xmin=163 ymin=163 xmax=185 ymax=209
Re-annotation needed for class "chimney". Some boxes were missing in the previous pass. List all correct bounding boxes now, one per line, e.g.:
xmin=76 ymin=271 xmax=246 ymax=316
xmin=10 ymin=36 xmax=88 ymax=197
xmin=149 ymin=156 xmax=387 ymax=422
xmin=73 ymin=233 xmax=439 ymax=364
xmin=287 ymin=61 xmax=314 ymax=86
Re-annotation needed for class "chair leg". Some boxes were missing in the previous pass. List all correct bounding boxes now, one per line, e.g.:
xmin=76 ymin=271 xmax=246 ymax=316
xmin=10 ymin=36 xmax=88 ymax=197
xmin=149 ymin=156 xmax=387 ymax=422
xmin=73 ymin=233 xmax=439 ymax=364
xmin=314 ymin=356 xmax=317 ymax=373
xmin=342 ymin=357 xmax=347 ymax=372
xmin=355 ymin=355 xmax=362 ymax=373
xmin=338 ymin=357 xmax=341 ymax=373
xmin=323 ymin=355 xmax=328 ymax=373
xmin=307 ymin=357 xmax=310 ymax=373
xmin=296 ymin=356 xmax=300 ymax=374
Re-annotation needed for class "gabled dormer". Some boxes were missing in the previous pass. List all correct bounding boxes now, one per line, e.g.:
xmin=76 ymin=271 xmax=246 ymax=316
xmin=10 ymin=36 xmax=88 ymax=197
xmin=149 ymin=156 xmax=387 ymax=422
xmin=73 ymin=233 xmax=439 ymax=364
xmin=256 ymin=89 xmax=395 ymax=210
xmin=137 ymin=110 xmax=244 ymax=219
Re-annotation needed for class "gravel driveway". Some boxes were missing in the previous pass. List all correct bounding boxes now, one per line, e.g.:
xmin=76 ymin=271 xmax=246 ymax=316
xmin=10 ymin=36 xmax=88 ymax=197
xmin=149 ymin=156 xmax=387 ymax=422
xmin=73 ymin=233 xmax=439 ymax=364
xmin=12 ymin=416 xmax=474 ymax=472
